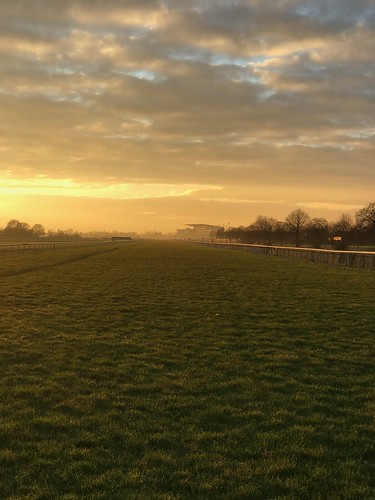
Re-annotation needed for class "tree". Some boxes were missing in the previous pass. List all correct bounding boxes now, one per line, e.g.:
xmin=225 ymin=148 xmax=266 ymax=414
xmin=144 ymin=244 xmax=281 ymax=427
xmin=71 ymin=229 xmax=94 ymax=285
xmin=226 ymin=226 xmax=242 ymax=242
xmin=251 ymin=216 xmax=277 ymax=245
xmin=333 ymin=214 xmax=353 ymax=234
xmin=273 ymin=221 xmax=288 ymax=246
xmin=4 ymin=219 xmax=21 ymax=230
xmin=31 ymin=224 xmax=46 ymax=237
xmin=285 ymin=209 xmax=310 ymax=247
xmin=3 ymin=219 xmax=31 ymax=236
xmin=355 ymin=202 xmax=375 ymax=232
xmin=307 ymin=217 xmax=329 ymax=249
xmin=215 ymin=227 xmax=225 ymax=240
xmin=330 ymin=214 xmax=354 ymax=249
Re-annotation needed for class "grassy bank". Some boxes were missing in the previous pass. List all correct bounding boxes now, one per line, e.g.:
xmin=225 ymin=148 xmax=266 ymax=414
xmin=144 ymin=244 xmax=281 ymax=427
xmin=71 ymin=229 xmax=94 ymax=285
xmin=0 ymin=240 xmax=374 ymax=498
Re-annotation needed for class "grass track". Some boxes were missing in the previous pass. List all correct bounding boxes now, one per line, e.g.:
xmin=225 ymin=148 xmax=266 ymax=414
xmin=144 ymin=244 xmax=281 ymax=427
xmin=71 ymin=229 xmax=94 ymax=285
xmin=0 ymin=240 xmax=374 ymax=499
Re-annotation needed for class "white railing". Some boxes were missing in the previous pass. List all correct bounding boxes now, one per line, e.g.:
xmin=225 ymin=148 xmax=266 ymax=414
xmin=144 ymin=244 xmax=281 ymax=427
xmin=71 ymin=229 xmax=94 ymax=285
xmin=191 ymin=241 xmax=375 ymax=271
xmin=0 ymin=239 xmax=114 ymax=252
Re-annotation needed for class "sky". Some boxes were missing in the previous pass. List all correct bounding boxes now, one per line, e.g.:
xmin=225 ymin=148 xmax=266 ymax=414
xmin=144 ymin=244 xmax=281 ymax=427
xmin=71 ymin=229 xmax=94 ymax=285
xmin=0 ymin=0 xmax=374 ymax=233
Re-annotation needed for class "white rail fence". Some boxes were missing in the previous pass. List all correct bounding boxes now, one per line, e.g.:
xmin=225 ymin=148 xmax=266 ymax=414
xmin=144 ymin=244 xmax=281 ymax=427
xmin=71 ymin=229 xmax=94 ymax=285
xmin=0 ymin=240 xmax=114 ymax=253
xmin=191 ymin=241 xmax=375 ymax=271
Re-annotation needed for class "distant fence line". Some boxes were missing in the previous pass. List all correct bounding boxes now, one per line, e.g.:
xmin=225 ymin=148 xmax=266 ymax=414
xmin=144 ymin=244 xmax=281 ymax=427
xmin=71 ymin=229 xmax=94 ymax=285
xmin=190 ymin=241 xmax=375 ymax=271
xmin=0 ymin=239 xmax=115 ymax=253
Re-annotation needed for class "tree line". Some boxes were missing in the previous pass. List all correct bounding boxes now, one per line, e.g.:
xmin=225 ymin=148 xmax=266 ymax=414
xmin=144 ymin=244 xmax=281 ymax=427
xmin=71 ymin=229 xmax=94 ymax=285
xmin=0 ymin=219 xmax=82 ymax=240
xmin=216 ymin=202 xmax=375 ymax=250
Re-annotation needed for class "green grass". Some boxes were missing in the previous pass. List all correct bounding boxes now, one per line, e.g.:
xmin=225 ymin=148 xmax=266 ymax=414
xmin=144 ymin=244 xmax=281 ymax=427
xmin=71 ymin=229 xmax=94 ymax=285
xmin=0 ymin=240 xmax=374 ymax=499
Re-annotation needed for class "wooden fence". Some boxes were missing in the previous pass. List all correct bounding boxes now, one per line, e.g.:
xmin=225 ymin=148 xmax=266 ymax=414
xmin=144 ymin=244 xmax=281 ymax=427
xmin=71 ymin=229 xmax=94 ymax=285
xmin=192 ymin=241 xmax=375 ymax=271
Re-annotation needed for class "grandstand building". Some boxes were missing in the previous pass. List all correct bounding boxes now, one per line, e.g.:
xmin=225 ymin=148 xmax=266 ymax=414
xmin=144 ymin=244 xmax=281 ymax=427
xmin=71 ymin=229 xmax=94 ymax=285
xmin=176 ymin=224 xmax=221 ymax=241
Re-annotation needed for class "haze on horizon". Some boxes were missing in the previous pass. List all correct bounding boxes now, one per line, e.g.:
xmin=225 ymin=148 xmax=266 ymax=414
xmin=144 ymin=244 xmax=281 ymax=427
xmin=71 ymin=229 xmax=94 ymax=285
xmin=0 ymin=0 xmax=374 ymax=233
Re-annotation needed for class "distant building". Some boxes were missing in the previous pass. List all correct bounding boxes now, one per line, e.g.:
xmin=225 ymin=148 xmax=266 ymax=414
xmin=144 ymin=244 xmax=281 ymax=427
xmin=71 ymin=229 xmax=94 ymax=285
xmin=177 ymin=224 xmax=221 ymax=240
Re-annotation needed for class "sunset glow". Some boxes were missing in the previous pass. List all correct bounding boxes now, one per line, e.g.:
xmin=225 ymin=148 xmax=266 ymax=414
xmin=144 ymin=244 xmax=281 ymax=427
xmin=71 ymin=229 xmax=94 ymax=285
xmin=0 ymin=1 xmax=374 ymax=232
xmin=0 ymin=177 xmax=220 ymax=200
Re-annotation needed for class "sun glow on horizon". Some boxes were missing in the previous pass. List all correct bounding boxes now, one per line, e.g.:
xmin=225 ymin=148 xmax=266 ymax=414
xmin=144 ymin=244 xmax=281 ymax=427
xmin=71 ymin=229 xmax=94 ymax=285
xmin=0 ymin=177 xmax=221 ymax=200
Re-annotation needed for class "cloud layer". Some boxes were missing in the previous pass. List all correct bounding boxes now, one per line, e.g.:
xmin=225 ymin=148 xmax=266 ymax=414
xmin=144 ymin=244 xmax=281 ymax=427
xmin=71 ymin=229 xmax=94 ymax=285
xmin=0 ymin=0 xmax=374 ymax=229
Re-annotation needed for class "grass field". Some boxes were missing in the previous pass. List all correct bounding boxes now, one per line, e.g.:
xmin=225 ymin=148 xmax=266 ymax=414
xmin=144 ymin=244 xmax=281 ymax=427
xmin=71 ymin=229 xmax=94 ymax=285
xmin=0 ymin=240 xmax=374 ymax=499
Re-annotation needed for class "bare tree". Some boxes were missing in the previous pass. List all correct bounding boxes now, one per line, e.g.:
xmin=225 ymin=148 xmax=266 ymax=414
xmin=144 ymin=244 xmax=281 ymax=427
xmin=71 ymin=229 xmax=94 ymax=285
xmin=355 ymin=202 xmax=375 ymax=232
xmin=285 ymin=209 xmax=310 ymax=247
xmin=330 ymin=214 xmax=354 ymax=249
xmin=251 ymin=216 xmax=277 ymax=245
xmin=3 ymin=219 xmax=31 ymax=236
xmin=31 ymin=224 xmax=46 ymax=237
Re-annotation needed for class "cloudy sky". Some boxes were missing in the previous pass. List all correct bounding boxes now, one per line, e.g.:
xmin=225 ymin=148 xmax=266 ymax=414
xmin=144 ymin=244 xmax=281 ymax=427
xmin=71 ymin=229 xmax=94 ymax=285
xmin=1 ymin=0 xmax=374 ymax=232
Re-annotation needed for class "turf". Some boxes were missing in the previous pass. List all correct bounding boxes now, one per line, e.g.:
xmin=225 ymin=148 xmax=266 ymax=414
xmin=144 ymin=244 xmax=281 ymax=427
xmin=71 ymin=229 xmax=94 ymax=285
xmin=0 ymin=240 xmax=374 ymax=499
